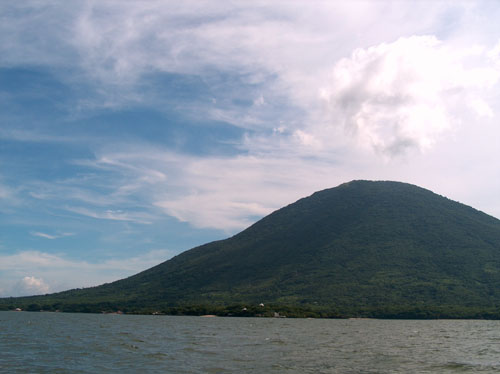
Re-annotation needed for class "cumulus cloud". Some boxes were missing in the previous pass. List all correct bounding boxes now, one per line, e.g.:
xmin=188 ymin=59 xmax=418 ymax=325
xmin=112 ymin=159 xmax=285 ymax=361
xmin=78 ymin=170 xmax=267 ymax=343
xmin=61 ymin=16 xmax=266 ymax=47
xmin=0 ymin=249 xmax=175 ymax=297
xmin=321 ymin=35 xmax=500 ymax=156
xmin=13 ymin=276 xmax=50 ymax=296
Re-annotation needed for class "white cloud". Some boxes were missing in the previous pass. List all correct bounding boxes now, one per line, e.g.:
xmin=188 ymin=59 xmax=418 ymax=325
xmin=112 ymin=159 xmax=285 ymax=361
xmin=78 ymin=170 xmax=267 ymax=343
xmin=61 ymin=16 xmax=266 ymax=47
xmin=3 ymin=2 xmax=499 ymax=140
xmin=293 ymin=130 xmax=321 ymax=149
xmin=13 ymin=276 xmax=50 ymax=296
xmin=31 ymin=232 xmax=57 ymax=240
xmin=0 ymin=1 xmax=454 ymax=112
xmin=0 ymin=181 xmax=22 ymax=208
xmin=30 ymin=232 xmax=74 ymax=240
xmin=66 ymin=206 xmax=153 ymax=224
xmin=488 ymin=40 xmax=500 ymax=67
xmin=2 ymin=1 xmax=500 ymax=247
xmin=0 ymin=184 xmax=12 ymax=200
xmin=0 ymin=249 xmax=175 ymax=297
xmin=469 ymin=98 xmax=494 ymax=118
xmin=320 ymin=35 xmax=500 ymax=156
xmin=76 ymin=146 xmax=360 ymax=231
xmin=0 ymin=128 xmax=83 ymax=144
xmin=19 ymin=32 xmax=499 ymax=232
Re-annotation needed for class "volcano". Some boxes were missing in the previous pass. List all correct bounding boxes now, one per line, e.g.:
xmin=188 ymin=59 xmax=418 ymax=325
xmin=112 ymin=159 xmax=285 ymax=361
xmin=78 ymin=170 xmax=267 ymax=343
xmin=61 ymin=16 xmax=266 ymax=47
xmin=4 ymin=180 xmax=500 ymax=318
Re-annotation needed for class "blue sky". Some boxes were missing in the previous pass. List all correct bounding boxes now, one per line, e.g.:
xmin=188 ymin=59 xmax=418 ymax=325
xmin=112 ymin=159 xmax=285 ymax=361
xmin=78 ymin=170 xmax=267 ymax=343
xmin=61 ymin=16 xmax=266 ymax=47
xmin=1 ymin=1 xmax=500 ymax=296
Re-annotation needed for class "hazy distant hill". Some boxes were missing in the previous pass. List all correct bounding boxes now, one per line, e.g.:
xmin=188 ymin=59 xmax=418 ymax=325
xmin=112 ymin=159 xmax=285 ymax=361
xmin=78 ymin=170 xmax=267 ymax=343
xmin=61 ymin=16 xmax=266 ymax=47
xmin=4 ymin=180 xmax=500 ymax=318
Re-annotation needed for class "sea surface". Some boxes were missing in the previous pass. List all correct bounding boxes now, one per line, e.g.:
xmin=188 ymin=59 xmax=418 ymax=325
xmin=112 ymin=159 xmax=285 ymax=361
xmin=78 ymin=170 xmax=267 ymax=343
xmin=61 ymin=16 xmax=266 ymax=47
xmin=1 ymin=311 xmax=500 ymax=373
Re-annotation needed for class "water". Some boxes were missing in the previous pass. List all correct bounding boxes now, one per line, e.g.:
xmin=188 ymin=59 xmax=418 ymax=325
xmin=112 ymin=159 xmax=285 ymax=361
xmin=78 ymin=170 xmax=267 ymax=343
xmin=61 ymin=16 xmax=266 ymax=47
xmin=1 ymin=312 xmax=500 ymax=373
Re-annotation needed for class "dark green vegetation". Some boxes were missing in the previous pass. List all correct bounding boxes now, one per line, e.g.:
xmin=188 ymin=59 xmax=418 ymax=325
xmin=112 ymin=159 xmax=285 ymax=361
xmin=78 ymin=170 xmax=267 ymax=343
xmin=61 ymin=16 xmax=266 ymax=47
xmin=3 ymin=180 xmax=500 ymax=318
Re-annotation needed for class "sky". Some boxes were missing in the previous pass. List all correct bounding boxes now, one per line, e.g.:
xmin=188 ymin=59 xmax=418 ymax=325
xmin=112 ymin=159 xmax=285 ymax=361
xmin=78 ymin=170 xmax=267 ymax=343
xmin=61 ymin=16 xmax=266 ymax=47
xmin=1 ymin=1 xmax=500 ymax=297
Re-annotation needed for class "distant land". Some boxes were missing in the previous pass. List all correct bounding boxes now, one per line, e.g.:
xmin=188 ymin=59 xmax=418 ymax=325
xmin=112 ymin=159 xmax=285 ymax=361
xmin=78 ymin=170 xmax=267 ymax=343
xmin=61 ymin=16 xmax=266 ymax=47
xmin=3 ymin=180 xmax=500 ymax=319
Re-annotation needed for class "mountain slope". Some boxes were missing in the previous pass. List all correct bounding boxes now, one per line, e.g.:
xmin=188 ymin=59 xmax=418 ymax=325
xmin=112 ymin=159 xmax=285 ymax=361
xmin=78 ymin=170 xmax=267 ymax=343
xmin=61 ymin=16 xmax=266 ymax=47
xmin=3 ymin=180 xmax=500 ymax=317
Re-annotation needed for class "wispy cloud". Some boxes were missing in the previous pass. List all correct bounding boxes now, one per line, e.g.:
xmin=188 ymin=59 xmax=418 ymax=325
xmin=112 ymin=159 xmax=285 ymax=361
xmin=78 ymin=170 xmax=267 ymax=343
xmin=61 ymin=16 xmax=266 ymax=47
xmin=2 ymin=2 xmax=498 ymax=233
xmin=3 ymin=2 xmax=499 ymax=146
xmin=0 ymin=1 xmax=458 ymax=113
xmin=0 ymin=128 xmax=82 ymax=144
xmin=30 ymin=232 xmax=74 ymax=240
xmin=0 ymin=183 xmax=14 ymax=200
xmin=66 ymin=206 xmax=153 ymax=224
xmin=31 ymin=232 xmax=58 ymax=240
xmin=71 ymin=145 xmax=362 ymax=231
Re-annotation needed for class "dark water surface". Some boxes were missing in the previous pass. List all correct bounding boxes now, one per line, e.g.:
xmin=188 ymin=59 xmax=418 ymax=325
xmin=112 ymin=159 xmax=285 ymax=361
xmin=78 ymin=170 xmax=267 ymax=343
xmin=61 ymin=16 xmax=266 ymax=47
xmin=1 ymin=311 xmax=500 ymax=373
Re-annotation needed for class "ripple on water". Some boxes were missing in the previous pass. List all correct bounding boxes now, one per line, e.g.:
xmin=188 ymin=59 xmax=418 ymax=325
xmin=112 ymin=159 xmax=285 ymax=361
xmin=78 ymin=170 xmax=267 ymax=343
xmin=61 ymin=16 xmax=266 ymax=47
xmin=3 ymin=313 xmax=500 ymax=373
